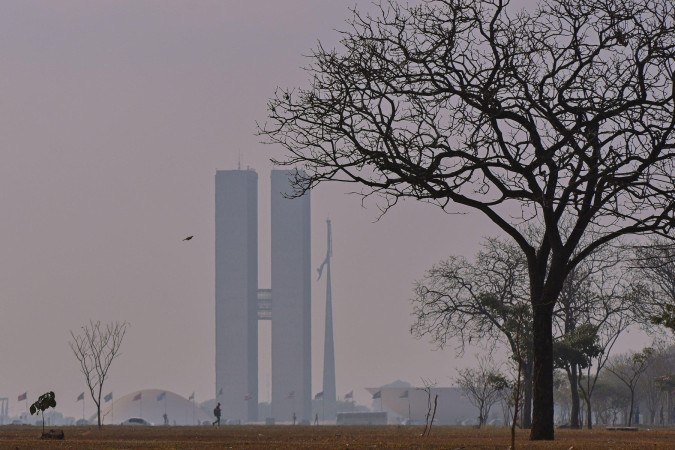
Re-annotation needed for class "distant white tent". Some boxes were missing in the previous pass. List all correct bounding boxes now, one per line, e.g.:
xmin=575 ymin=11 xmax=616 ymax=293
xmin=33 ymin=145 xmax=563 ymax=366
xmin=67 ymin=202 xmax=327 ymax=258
xmin=96 ymin=389 xmax=213 ymax=426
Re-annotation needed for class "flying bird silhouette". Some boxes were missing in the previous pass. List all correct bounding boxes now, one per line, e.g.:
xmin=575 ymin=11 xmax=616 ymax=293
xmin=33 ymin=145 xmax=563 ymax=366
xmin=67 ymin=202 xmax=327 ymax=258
xmin=183 ymin=235 xmax=194 ymax=241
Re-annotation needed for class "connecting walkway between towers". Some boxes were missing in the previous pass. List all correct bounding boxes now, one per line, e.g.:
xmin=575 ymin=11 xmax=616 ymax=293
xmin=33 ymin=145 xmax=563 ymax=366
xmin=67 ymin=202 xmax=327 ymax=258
xmin=256 ymin=289 xmax=272 ymax=320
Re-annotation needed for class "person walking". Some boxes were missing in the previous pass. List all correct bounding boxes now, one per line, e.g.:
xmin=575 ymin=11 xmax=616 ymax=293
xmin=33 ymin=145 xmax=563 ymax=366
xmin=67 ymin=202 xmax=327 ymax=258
xmin=213 ymin=403 xmax=221 ymax=427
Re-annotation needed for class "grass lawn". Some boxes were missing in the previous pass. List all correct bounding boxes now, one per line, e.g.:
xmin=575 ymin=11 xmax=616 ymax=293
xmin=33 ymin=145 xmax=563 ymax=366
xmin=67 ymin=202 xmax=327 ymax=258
xmin=1 ymin=425 xmax=674 ymax=449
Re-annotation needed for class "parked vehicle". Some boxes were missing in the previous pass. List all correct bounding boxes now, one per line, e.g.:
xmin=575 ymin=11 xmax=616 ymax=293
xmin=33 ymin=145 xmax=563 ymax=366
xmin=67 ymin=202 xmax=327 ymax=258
xmin=120 ymin=417 xmax=152 ymax=426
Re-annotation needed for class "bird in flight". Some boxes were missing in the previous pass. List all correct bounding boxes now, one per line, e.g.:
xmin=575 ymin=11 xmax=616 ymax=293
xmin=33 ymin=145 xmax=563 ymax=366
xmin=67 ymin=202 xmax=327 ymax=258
xmin=183 ymin=235 xmax=194 ymax=241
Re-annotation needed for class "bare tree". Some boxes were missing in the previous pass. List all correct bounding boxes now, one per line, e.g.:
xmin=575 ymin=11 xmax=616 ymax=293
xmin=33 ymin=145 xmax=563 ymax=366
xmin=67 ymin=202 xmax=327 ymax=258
xmin=456 ymin=358 xmax=510 ymax=427
xmin=607 ymin=348 xmax=654 ymax=426
xmin=418 ymin=379 xmax=439 ymax=437
xmin=654 ymin=371 xmax=675 ymax=425
xmin=260 ymin=0 xmax=675 ymax=440
xmin=633 ymin=240 xmax=675 ymax=332
xmin=69 ymin=320 xmax=128 ymax=428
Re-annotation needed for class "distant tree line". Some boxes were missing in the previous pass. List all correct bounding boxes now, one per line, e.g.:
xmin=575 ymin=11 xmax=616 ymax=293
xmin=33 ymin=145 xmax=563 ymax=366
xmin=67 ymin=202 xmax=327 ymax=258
xmin=412 ymin=237 xmax=675 ymax=429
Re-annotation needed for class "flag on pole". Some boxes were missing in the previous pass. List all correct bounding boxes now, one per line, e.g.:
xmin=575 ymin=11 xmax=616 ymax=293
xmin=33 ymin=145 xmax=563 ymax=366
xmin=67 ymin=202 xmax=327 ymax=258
xmin=17 ymin=392 xmax=27 ymax=402
xmin=244 ymin=393 xmax=252 ymax=401
xmin=344 ymin=390 xmax=353 ymax=400
xmin=286 ymin=391 xmax=295 ymax=399
xmin=77 ymin=392 xmax=85 ymax=401
xmin=133 ymin=392 xmax=142 ymax=401
xmin=400 ymin=390 xmax=409 ymax=399
xmin=156 ymin=392 xmax=166 ymax=401
xmin=314 ymin=391 xmax=324 ymax=400
xmin=188 ymin=392 xmax=195 ymax=401
xmin=372 ymin=391 xmax=381 ymax=399
xmin=104 ymin=392 xmax=113 ymax=403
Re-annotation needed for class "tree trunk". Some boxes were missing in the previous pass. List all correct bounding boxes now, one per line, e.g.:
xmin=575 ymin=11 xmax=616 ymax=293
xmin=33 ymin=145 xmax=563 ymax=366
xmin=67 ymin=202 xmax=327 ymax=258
xmin=530 ymin=302 xmax=555 ymax=440
xmin=585 ymin=396 xmax=593 ymax=429
xmin=628 ymin=390 xmax=635 ymax=426
xmin=522 ymin=359 xmax=533 ymax=428
xmin=96 ymin=397 xmax=101 ymax=428
xmin=568 ymin=365 xmax=580 ymax=428
xmin=478 ymin=399 xmax=485 ymax=428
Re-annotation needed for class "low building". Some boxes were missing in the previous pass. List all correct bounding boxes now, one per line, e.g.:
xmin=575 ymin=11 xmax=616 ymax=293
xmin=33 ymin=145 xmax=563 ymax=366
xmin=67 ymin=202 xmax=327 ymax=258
xmin=365 ymin=386 xmax=480 ymax=425
xmin=337 ymin=411 xmax=387 ymax=425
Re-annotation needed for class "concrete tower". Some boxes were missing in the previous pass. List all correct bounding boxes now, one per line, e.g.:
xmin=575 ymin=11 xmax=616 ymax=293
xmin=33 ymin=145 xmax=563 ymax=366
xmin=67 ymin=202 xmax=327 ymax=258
xmin=318 ymin=219 xmax=337 ymax=420
xmin=215 ymin=169 xmax=258 ymax=422
xmin=270 ymin=169 xmax=312 ymax=423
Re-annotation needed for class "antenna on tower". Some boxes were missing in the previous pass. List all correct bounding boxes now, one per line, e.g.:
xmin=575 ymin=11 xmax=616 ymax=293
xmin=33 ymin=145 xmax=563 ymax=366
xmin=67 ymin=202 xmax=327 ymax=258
xmin=327 ymin=218 xmax=332 ymax=257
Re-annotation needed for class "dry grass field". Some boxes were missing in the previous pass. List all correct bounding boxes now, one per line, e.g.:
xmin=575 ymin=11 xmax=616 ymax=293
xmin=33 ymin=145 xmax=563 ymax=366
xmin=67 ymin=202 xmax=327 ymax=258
xmin=1 ymin=425 xmax=674 ymax=449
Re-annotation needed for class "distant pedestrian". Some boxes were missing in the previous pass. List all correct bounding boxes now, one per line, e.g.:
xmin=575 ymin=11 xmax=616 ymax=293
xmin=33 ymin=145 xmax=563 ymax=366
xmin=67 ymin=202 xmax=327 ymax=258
xmin=314 ymin=413 xmax=319 ymax=425
xmin=213 ymin=402 xmax=221 ymax=426
xmin=292 ymin=412 xmax=296 ymax=425
xmin=163 ymin=413 xmax=169 ymax=426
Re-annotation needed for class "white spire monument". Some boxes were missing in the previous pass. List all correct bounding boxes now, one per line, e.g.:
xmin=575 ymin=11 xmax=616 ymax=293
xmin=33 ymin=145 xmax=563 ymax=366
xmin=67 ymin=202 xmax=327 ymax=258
xmin=317 ymin=219 xmax=336 ymax=420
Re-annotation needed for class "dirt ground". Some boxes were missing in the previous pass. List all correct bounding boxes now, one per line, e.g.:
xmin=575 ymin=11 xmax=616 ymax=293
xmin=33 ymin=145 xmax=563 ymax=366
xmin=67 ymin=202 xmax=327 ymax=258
xmin=1 ymin=425 xmax=674 ymax=449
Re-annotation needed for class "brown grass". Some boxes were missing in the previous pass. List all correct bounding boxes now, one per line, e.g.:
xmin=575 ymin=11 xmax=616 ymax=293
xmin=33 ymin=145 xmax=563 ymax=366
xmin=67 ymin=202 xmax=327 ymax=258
xmin=0 ymin=425 xmax=673 ymax=449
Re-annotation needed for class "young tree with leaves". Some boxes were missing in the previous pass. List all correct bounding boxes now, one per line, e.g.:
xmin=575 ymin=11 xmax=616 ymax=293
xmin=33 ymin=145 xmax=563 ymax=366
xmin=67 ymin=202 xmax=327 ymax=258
xmin=261 ymin=0 xmax=675 ymax=440
xmin=69 ymin=320 xmax=128 ymax=428
xmin=553 ymin=323 xmax=602 ymax=427
xmin=411 ymin=238 xmax=534 ymax=427
xmin=638 ymin=343 xmax=671 ymax=425
xmin=30 ymin=391 xmax=56 ymax=434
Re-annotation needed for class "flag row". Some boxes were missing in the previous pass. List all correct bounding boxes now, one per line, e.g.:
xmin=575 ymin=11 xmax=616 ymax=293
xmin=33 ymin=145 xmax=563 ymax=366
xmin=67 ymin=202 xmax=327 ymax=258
xmin=17 ymin=389 xmax=358 ymax=404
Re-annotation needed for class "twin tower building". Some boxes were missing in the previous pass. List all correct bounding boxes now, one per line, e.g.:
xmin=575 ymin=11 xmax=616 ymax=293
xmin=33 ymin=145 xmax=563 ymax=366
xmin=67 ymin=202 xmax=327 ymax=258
xmin=215 ymin=169 xmax=334 ymax=423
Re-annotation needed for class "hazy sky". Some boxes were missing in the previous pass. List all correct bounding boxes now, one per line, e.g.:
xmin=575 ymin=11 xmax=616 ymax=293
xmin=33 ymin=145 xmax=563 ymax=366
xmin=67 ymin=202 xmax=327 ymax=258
xmin=0 ymin=0 xmax=649 ymax=419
